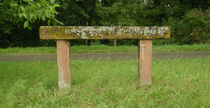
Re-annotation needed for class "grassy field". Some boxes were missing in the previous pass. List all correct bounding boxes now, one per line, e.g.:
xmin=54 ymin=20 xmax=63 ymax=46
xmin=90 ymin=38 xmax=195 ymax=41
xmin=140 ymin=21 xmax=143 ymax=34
xmin=0 ymin=56 xmax=209 ymax=107
xmin=0 ymin=44 xmax=210 ymax=54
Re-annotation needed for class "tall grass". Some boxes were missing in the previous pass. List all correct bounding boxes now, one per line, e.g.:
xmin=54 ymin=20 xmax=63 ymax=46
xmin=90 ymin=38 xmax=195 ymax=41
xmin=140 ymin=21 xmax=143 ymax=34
xmin=0 ymin=56 xmax=209 ymax=107
xmin=0 ymin=44 xmax=209 ymax=54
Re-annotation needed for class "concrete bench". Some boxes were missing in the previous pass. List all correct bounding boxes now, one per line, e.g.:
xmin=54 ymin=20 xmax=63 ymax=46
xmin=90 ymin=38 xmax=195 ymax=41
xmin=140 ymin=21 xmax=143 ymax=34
xmin=40 ymin=26 xmax=170 ymax=89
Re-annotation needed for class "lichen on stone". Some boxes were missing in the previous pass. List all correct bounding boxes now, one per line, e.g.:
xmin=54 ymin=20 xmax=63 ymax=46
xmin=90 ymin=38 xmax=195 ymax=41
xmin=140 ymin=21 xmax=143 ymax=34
xmin=40 ymin=26 xmax=170 ymax=39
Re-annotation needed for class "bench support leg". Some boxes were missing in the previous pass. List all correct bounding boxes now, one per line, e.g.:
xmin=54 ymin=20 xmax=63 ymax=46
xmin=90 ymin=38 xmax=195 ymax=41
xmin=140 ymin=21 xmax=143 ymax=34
xmin=138 ymin=40 xmax=152 ymax=86
xmin=57 ymin=40 xmax=71 ymax=89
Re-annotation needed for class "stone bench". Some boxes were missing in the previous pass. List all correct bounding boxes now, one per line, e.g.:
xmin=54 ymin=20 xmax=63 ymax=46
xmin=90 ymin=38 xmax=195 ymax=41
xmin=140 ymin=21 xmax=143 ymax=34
xmin=40 ymin=26 xmax=170 ymax=89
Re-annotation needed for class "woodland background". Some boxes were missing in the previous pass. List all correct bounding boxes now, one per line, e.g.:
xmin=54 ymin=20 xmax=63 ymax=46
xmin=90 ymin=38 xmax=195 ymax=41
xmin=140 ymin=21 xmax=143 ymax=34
xmin=0 ymin=0 xmax=209 ymax=48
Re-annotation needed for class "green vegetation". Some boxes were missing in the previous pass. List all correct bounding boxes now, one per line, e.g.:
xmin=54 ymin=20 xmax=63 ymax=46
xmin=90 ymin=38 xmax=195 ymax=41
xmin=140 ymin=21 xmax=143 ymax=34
xmin=1 ymin=0 xmax=210 ymax=48
xmin=0 ymin=44 xmax=209 ymax=55
xmin=152 ymin=44 xmax=210 ymax=52
xmin=0 ymin=0 xmax=60 ymax=28
xmin=0 ymin=56 xmax=209 ymax=107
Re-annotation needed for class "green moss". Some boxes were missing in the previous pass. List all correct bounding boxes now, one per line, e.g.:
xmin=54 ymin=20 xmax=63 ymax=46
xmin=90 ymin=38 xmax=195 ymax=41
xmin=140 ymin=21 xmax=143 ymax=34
xmin=40 ymin=26 xmax=170 ymax=39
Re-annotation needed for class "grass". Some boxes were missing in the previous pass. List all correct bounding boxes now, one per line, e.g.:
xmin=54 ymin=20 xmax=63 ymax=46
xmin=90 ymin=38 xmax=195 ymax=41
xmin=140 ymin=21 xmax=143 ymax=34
xmin=0 ymin=56 xmax=209 ymax=107
xmin=0 ymin=44 xmax=209 ymax=54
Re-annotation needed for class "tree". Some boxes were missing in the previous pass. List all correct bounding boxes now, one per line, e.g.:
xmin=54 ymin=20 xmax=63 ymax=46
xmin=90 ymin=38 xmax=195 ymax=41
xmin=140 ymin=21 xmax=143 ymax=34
xmin=0 ymin=0 xmax=61 ymax=47
xmin=0 ymin=0 xmax=60 ymax=29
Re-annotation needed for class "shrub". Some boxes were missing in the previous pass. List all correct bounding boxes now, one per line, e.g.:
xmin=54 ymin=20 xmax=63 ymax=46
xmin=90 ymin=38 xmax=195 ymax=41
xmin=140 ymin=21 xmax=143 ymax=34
xmin=176 ymin=9 xmax=210 ymax=44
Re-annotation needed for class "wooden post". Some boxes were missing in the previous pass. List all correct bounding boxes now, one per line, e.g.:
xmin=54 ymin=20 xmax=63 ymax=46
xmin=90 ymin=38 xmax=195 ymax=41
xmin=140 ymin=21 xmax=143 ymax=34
xmin=138 ymin=40 xmax=152 ymax=86
xmin=57 ymin=40 xmax=71 ymax=88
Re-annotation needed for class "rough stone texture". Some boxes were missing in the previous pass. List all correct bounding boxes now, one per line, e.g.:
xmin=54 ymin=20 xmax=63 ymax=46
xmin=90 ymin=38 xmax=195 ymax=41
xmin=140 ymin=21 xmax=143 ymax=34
xmin=40 ymin=26 xmax=170 ymax=39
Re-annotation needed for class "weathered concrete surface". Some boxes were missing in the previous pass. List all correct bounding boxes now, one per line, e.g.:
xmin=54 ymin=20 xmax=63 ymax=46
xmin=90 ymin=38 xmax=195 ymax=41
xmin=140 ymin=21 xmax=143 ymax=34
xmin=138 ymin=40 xmax=152 ymax=85
xmin=40 ymin=26 xmax=170 ymax=39
xmin=0 ymin=52 xmax=209 ymax=61
xmin=56 ymin=40 xmax=71 ymax=88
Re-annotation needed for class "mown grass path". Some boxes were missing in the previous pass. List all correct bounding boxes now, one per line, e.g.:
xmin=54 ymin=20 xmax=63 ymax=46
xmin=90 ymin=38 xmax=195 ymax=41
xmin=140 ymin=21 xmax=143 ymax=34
xmin=0 ymin=51 xmax=209 ymax=61
xmin=0 ymin=44 xmax=209 ymax=55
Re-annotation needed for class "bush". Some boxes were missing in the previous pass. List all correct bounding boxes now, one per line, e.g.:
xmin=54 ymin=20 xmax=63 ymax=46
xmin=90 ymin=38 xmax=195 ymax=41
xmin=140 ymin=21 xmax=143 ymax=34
xmin=162 ymin=9 xmax=210 ymax=45
xmin=176 ymin=9 xmax=210 ymax=44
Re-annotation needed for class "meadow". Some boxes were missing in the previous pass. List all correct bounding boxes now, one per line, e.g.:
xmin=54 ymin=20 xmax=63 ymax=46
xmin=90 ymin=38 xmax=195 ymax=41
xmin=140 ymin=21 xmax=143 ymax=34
xmin=0 ymin=56 xmax=209 ymax=107
xmin=0 ymin=44 xmax=210 ymax=54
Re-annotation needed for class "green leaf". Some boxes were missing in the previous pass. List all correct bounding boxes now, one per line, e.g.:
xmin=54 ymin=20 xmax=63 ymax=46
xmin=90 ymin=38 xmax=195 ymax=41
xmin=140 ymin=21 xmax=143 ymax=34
xmin=10 ymin=3 xmax=19 ymax=7
xmin=53 ymin=4 xmax=60 ymax=8
xmin=23 ymin=0 xmax=34 ymax=2
xmin=23 ymin=13 xmax=27 ymax=18
xmin=20 ymin=6 xmax=26 ymax=12
xmin=50 ymin=0 xmax=55 ymax=3
xmin=41 ymin=16 xmax=46 ymax=21
xmin=24 ymin=21 xmax=29 ymax=28
xmin=47 ymin=20 xmax=51 ymax=25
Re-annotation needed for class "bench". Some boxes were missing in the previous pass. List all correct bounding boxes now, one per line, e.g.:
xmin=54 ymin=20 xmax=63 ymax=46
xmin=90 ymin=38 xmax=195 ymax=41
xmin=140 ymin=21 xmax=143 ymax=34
xmin=40 ymin=26 xmax=170 ymax=89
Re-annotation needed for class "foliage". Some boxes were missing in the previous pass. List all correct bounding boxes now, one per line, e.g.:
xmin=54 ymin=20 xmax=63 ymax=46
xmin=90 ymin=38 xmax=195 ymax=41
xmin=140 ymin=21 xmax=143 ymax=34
xmin=176 ymin=9 xmax=210 ymax=44
xmin=0 ymin=0 xmax=210 ymax=47
xmin=163 ymin=9 xmax=210 ymax=44
xmin=0 ymin=0 xmax=60 ymax=29
xmin=0 ymin=0 xmax=61 ymax=48
xmin=95 ymin=0 xmax=140 ymax=26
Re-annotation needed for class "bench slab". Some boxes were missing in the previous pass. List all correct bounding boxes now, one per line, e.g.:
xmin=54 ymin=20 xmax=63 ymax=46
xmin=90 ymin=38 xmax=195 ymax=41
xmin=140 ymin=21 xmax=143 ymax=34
xmin=40 ymin=26 xmax=170 ymax=39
